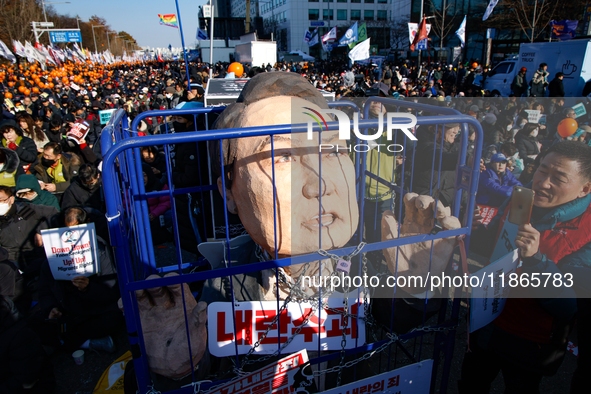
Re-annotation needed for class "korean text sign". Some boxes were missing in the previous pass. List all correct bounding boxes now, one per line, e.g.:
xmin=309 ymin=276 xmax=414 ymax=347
xmin=208 ymin=296 xmax=366 ymax=357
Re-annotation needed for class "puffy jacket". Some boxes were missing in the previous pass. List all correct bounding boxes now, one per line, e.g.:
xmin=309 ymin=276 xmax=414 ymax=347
xmin=476 ymin=168 xmax=522 ymax=207
xmin=148 ymin=183 xmax=171 ymax=217
xmin=0 ymin=120 xmax=38 ymax=167
xmin=61 ymin=176 xmax=104 ymax=212
xmin=530 ymin=69 xmax=549 ymax=97
xmin=472 ymin=193 xmax=591 ymax=344
xmin=515 ymin=134 xmax=539 ymax=160
xmin=0 ymin=202 xmax=58 ymax=272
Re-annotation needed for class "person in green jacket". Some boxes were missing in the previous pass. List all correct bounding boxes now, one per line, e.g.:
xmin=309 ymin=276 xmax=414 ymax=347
xmin=15 ymin=174 xmax=61 ymax=211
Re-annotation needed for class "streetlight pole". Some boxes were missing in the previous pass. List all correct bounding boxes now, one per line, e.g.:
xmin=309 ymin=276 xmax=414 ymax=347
xmin=76 ymin=17 xmax=84 ymax=48
xmin=42 ymin=1 xmax=71 ymax=23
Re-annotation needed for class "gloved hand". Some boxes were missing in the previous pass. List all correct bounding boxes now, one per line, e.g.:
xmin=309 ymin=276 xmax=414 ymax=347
xmin=7 ymin=142 xmax=17 ymax=150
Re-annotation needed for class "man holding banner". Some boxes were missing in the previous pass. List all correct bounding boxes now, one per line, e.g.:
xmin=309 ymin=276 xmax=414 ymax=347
xmin=459 ymin=141 xmax=591 ymax=393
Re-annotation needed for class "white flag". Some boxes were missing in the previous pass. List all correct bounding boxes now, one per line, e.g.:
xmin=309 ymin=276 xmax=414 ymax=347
xmin=348 ymin=38 xmax=370 ymax=62
xmin=483 ymin=0 xmax=499 ymax=21
xmin=455 ymin=16 xmax=467 ymax=48
xmin=12 ymin=40 xmax=26 ymax=57
xmin=0 ymin=40 xmax=16 ymax=63
xmin=24 ymin=41 xmax=38 ymax=63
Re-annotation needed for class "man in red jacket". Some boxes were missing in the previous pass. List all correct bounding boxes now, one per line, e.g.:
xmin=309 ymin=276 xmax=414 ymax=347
xmin=459 ymin=140 xmax=591 ymax=393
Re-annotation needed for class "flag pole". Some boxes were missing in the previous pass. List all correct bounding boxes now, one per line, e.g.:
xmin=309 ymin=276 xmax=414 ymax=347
xmin=175 ymin=0 xmax=192 ymax=92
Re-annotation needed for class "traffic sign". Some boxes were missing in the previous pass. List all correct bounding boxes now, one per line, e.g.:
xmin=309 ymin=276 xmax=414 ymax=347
xmin=49 ymin=30 xmax=82 ymax=43
xmin=203 ymin=5 xmax=211 ymax=18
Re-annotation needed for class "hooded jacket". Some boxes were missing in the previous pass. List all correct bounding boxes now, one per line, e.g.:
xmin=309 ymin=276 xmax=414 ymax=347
xmin=476 ymin=167 xmax=522 ymax=207
xmin=0 ymin=148 xmax=24 ymax=188
xmin=15 ymin=174 xmax=60 ymax=211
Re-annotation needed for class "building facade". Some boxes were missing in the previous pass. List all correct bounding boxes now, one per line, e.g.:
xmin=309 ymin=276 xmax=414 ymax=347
xmin=227 ymin=0 xmax=411 ymax=56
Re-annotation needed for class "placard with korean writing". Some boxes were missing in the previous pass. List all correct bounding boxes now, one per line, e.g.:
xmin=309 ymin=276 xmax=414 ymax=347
xmin=208 ymin=296 xmax=366 ymax=357
xmin=99 ymin=109 xmax=117 ymax=125
xmin=41 ymin=223 xmax=100 ymax=280
xmin=469 ymin=249 xmax=519 ymax=333
xmin=208 ymin=350 xmax=310 ymax=394
xmin=319 ymin=360 xmax=434 ymax=394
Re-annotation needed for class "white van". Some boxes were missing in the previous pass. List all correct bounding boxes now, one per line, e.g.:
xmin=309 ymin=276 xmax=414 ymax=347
xmin=484 ymin=40 xmax=591 ymax=97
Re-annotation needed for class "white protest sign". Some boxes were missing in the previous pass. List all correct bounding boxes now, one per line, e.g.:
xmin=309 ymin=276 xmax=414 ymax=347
xmin=208 ymin=350 xmax=310 ymax=394
xmin=99 ymin=109 xmax=117 ymax=125
xmin=524 ymin=110 xmax=541 ymax=124
xmin=320 ymin=360 xmax=434 ymax=394
xmin=41 ymin=223 xmax=100 ymax=280
xmin=572 ymin=102 xmax=587 ymax=118
xmin=469 ymin=249 xmax=520 ymax=333
xmin=208 ymin=295 xmax=366 ymax=357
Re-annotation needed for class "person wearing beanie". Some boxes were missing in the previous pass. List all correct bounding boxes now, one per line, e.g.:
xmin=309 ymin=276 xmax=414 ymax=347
xmin=511 ymin=67 xmax=528 ymax=97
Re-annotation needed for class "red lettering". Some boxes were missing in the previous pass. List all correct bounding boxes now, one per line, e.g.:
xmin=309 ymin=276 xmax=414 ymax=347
xmin=255 ymin=309 xmax=291 ymax=344
xmin=291 ymin=308 xmax=326 ymax=342
xmin=272 ymin=375 xmax=288 ymax=389
xmin=217 ymin=312 xmax=234 ymax=342
xmin=235 ymin=310 xmax=253 ymax=346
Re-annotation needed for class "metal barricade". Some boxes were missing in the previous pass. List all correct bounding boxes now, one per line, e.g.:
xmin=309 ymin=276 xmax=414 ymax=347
xmin=101 ymin=97 xmax=483 ymax=394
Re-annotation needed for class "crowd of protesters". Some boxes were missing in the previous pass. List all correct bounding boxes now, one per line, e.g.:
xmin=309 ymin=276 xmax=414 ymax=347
xmin=0 ymin=56 xmax=590 ymax=393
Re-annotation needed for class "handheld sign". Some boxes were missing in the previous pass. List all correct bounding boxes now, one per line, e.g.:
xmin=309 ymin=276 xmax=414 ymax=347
xmin=41 ymin=223 xmax=100 ymax=280
xmin=99 ymin=109 xmax=117 ymax=125
xmin=469 ymin=249 xmax=520 ymax=332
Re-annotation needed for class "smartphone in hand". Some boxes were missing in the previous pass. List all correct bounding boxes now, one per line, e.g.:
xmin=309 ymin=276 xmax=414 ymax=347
xmin=508 ymin=186 xmax=535 ymax=225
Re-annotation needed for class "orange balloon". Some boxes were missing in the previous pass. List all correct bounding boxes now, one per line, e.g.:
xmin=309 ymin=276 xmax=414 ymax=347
xmin=228 ymin=62 xmax=244 ymax=77
xmin=5 ymin=92 xmax=12 ymax=99
xmin=472 ymin=62 xmax=478 ymax=69
xmin=557 ymin=118 xmax=578 ymax=138
xmin=18 ymin=86 xmax=26 ymax=93
xmin=32 ymin=87 xmax=40 ymax=93
xmin=48 ymin=82 xmax=54 ymax=88
xmin=7 ymin=81 xmax=14 ymax=87
xmin=38 ymin=82 xmax=45 ymax=89
xmin=23 ymin=89 xmax=30 ymax=96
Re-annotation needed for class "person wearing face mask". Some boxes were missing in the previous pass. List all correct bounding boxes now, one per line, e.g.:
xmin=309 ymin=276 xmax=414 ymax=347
xmin=15 ymin=174 xmax=60 ymax=211
xmin=515 ymin=123 xmax=541 ymax=161
xmin=0 ymin=185 xmax=58 ymax=275
xmin=0 ymin=139 xmax=25 ymax=188
xmin=164 ymin=86 xmax=179 ymax=108
xmin=30 ymin=142 xmax=80 ymax=196
xmin=61 ymin=163 xmax=104 ymax=212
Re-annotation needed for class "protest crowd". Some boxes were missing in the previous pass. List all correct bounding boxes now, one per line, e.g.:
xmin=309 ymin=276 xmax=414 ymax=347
xmin=0 ymin=54 xmax=591 ymax=394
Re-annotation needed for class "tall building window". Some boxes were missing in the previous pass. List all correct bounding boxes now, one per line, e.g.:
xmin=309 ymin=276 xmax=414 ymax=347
xmin=323 ymin=0 xmax=334 ymax=2
xmin=309 ymin=0 xmax=319 ymax=2
xmin=365 ymin=0 xmax=374 ymax=3
xmin=323 ymin=9 xmax=334 ymax=20
xmin=378 ymin=0 xmax=387 ymax=3
xmin=337 ymin=9 xmax=347 ymax=20
xmin=309 ymin=9 xmax=320 ymax=20
xmin=351 ymin=9 xmax=361 ymax=20
xmin=351 ymin=0 xmax=360 ymax=3
xmin=377 ymin=10 xmax=387 ymax=21
xmin=364 ymin=10 xmax=374 ymax=20
xmin=337 ymin=0 xmax=348 ymax=2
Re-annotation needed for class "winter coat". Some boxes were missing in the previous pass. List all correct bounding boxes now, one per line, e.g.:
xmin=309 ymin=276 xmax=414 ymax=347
xmin=0 ymin=120 xmax=39 ymax=167
xmin=61 ymin=176 xmax=104 ymax=212
xmin=511 ymin=73 xmax=528 ymax=97
xmin=530 ymin=69 xmax=549 ymax=97
xmin=473 ymin=194 xmax=591 ymax=344
xmin=476 ymin=168 xmax=522 ymax=207
xmin=0 ymin=148 xmax=24 ymax=188
xmin=515 ymin=134 xmax=540 ymax=160
xmin=0 ymin=202 xmax=58 ymax=273
xmin=30 ymin=153 xmax=80 ymax=193
xmin=548 ymin=77 xmax=565 ymax=97
xmin=38 ymin=236 xmax=118 ymax=319
xmin=15 ymin=174 xmax=60 ymax=211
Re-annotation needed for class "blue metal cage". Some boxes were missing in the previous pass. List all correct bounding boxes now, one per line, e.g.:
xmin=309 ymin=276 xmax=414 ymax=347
xmin=100 ymin=97 xmax=483 ymax=393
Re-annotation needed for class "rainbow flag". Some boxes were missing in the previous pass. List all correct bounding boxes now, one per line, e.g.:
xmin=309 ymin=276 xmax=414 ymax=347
xmin=158 ymin=14 xmax=178 ymax=29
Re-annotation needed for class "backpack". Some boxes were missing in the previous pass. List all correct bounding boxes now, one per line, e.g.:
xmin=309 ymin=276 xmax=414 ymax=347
xmin=384 ymin=70 xmax=392 ymax=80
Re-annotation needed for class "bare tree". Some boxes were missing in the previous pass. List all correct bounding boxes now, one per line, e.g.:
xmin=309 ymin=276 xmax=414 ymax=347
xmin=426 ymin=0 xmax=458 ymax=49
xmin=0 ymin=0 xmax=44 ymax=44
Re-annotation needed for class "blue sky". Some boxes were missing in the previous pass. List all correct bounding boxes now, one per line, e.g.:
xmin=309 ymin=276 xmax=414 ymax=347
xmin=50 ymin=0 xmax=207 ymax=49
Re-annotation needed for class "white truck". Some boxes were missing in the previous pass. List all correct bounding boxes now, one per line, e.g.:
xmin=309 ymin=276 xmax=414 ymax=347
xmin=483 ymin=40 xmax=591 ymax=97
